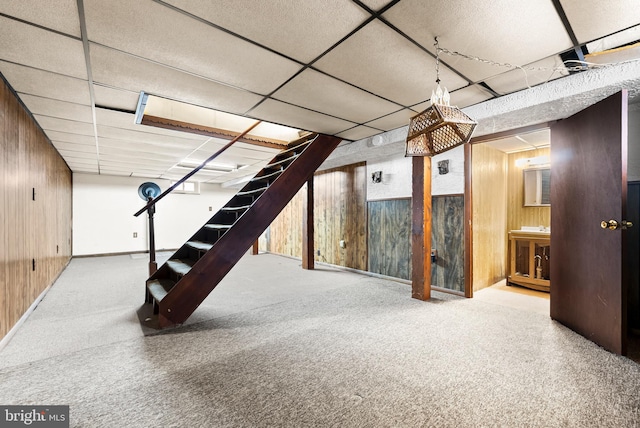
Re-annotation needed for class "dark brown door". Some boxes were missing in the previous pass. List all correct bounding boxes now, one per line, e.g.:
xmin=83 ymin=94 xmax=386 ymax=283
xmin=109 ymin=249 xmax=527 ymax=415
xmin=550 ymin=90 xmax=628 ymax=355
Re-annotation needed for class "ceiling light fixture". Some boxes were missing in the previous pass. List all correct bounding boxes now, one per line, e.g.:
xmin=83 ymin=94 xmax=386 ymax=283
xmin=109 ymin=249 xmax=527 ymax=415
xmin=405 ymin=37 xmax=477 ymax=157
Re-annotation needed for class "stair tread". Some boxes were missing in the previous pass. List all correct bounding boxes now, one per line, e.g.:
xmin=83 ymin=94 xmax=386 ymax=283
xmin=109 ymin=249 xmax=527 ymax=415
xmin=186 ymin=240 xmax=213 ymax=251
xmin=221 ymin=205 xmax=251 ymax=211
xmin=204 ymin=224 xmax=232 ymax=229
xmin=237 ymin=186 xmax=268 ymax=196
xmin=265 ymin=155 xmax=298 ymax=169
xmin=277 ymin=137 xmax=314 ymax=156
xmin=147 ymin=278 xmax=175 ymax=302
xmin=250 ymin=169 xmax=282 ymax=182
xmin=166 ymin=259 xmax=194 ymax=276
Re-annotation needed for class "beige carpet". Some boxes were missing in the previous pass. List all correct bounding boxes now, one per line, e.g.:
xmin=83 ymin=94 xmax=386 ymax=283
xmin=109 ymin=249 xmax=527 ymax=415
xmin=1 ymin=253 xmax=639 ymax=427
xmin=474 ymin=279 xmax=550 ymax=316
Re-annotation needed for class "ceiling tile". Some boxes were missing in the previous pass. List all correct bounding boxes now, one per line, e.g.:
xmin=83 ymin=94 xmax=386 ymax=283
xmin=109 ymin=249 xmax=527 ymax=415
xmin=560 ymin=0 xmax=640 ymax=44
xmin=98 ymin=169 xmax=134 ymax=177
xmin=314 ymin=19 xmax=467 ymax=106
xmin=0 ymin=0 xmax=81 ymax=37
xmin=34 ymin=115 xmax=95 ymax=136
xmin=46 ymin=131 xmax=96 ymax=145
xmin=52 ymin=141 xmax=97 ymax=153
xmin=93 ymin=85 xmax=140 ymax=112
xmin=95 ymin=108 xmax=209 ymax=142
xmin=57 ymin=149 xmax=98 ymax=160
xmin=0 ymin=61 xmax=90 ymax=105
xmin=0 ymin=16 xmax=87 ymax=79
xmin=365 ymin=109 xmax=415 ymax=131
xmin=336 ymin=126 xmax=380 ymax=141
xmin=164 ymin=0 xmax=370 ymax=63
xmin=71 ymin=167 xmax=99 ymax=174
xmin=184 ymin=150 xmax=271 ymax=169
xmin=83 ymin=0 xmax=302 ymax=94
xmin=483 ymin=136 xmax=533 ymax=153
xmin=90 ymin=44 xmax=264 ymax=115
xmin=383 ymin=0 xmax=573 ymax=83
xmin=272 ymin=69 xmax=401 ymax=124
xmin=19 ymin=94 xmax=93 ymax=123
xmin=449 ymin=85 xmax=495 ymax=108
xmin=96 ymin=132 xmax=202 ymax=153
xmin=520 ymin=129 xmax=550 ymax=147
xmin=65 ymin=157 xmax=99 ymax=166
xmin=586 ymin=25 xmax=640 ymax=54
xmin=484 ymin=55 xmax=569 ymax=95
xmin=98 ymin=147 xmax=182 ymax=164
xmin=250 ymin=99 xmax=357 ymax=135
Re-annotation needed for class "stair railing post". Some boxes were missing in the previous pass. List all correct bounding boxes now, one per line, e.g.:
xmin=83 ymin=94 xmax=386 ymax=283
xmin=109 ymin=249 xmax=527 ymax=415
xmin=147 ymin=196 xmax=157 ymax=276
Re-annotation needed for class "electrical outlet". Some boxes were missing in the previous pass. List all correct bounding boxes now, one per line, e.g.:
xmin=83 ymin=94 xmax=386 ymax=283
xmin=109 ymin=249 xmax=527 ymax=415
xmin=133 ymin=232 xmax=138 ymax=238
xmin=209 ymin=206 xmax=212 ymax=211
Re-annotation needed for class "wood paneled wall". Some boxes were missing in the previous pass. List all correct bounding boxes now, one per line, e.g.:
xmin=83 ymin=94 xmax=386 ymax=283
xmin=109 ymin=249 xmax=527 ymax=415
xmin=471 ymin=144 xmax=508 ymax=291
xmin=431 ymin=195 xmax=465 ymax=292
xmin=264 ymin=186 xmax=304 ymax=258
xmin=368 ymin=199 xmax=411 ymax=280
xmin=315 ymin=163 xmax=367 ymax=270
xmin=1 ymin=75 xmax=72 ymax=340
xmin=262 ymin=162 xmax=367 ymax=271
xmin=507 ymin=147 xmax=551 ymax=232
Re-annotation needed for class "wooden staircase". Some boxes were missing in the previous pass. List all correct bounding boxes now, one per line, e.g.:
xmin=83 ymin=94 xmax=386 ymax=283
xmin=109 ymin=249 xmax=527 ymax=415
xmin=142 ymin=133 xmax=341 ymax=328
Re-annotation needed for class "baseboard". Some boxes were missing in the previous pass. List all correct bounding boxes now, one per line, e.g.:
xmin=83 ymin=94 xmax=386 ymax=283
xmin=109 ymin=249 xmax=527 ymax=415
xmin=0 ymin=258 xmax=71 ymax=353
xmin=72 ymin=249 xmax=178 ymax=258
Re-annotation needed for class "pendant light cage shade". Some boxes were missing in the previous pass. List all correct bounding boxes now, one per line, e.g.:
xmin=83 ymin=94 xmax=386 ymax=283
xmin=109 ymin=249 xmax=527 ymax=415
xmin=405 ymin=103 xmax=477 ymax=157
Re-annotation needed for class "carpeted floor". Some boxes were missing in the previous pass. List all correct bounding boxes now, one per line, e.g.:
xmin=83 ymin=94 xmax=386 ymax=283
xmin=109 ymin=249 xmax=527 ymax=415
xmin=1 ymin=253 xmax=639 ymax=427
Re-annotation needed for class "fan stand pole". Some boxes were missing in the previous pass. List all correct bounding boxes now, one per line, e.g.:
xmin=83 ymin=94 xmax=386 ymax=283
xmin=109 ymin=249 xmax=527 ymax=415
xmin=147 ymin=196 xmax=157 ymax=276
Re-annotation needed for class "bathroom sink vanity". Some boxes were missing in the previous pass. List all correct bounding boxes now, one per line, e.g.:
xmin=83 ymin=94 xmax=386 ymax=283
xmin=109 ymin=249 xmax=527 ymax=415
xmin=508 ymin=230 xmax=550 ymax=292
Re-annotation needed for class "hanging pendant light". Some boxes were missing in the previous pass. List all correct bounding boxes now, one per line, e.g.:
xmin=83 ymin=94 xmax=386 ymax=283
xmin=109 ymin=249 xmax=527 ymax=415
xmin=405 ymin=37 xmax=477 ymax=157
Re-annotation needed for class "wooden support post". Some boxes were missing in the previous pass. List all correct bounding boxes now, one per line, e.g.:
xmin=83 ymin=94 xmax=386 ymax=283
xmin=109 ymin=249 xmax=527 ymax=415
xmin=302 ymin=178 xmax=314 ymax=270
xmin=251 ymin=239 xmax=259 ymax=255
xmin=412 ymin=156 xmax=432 ymax=300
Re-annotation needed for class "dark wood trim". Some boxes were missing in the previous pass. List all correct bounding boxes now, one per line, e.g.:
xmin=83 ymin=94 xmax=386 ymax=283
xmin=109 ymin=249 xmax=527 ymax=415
xmin=432 ymin=286 xmax=465 ymax=297
xmin=469 ymin=122 xmax=556 ymax=145
xmin=141 ymin=115 xmax=288 ymax=149
xmin=433 ymin=193 xmax=464 ymax=199
xmin=302 ymin=179 xmax=314 ymax=270
xmin=464 ymin=143 xmax=473 ymax=298
xmin=367 ymin=196 xmax=412 ymax=202
xmin=251 ymin=240 xmax=259 ymax=255
xmin=411 ymin=156 xmax=432 ymax=301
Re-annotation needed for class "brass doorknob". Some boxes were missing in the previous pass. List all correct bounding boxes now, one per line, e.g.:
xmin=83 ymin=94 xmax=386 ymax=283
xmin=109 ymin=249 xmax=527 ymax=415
xmin=601 ymin=220 xmax=633 ymax=230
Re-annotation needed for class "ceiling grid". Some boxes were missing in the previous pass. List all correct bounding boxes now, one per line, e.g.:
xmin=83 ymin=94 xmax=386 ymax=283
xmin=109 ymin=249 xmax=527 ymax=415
xmin=0 ymin=0 xmax=638 ymax=181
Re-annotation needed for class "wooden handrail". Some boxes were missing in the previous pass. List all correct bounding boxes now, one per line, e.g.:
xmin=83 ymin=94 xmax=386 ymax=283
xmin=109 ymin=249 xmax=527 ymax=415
xmin=134 ymin=120 xmax=262 ymax=217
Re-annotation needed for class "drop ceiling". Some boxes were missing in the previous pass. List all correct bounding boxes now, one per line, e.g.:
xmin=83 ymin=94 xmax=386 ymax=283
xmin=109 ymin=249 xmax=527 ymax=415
xmin=0 ymin=0 xmax=639 ymax=184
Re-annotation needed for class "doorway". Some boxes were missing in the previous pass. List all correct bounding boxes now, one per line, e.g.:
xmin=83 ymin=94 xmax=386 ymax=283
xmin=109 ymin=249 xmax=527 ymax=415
xmin=469 ymin=128 xmax=551 ymax=300
xmin=466 ymin=93 xmax=640 ymax=357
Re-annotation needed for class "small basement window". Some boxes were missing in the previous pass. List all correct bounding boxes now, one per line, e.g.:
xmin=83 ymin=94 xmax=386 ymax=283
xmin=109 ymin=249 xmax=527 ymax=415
xmin=171 ymin=180 xmax=200 ymax=194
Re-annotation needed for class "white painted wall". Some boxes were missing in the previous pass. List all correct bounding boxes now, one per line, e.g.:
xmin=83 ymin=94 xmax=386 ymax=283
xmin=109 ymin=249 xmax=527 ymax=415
xmin=365 ymin=144 xmax=466 ymax=201
xmin=72 ymin=173 xmax=236 ymax=256
xmin=431 ymin=145 xmax=465 ymax=196
xmin=367 ymin=155 xmax=412 ymax=201
xmin=629 ymin=106 xmax=640 ymax=182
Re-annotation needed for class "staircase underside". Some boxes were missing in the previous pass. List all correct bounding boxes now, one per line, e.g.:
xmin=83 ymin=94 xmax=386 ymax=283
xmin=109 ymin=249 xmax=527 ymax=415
xmin=138 ymin=133 xmax=342 ymax=329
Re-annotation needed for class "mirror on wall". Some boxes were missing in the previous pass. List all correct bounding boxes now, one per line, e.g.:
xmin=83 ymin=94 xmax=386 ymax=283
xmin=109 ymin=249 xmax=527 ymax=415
xmin=524 ymin=167 xmax=550 ymax=206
